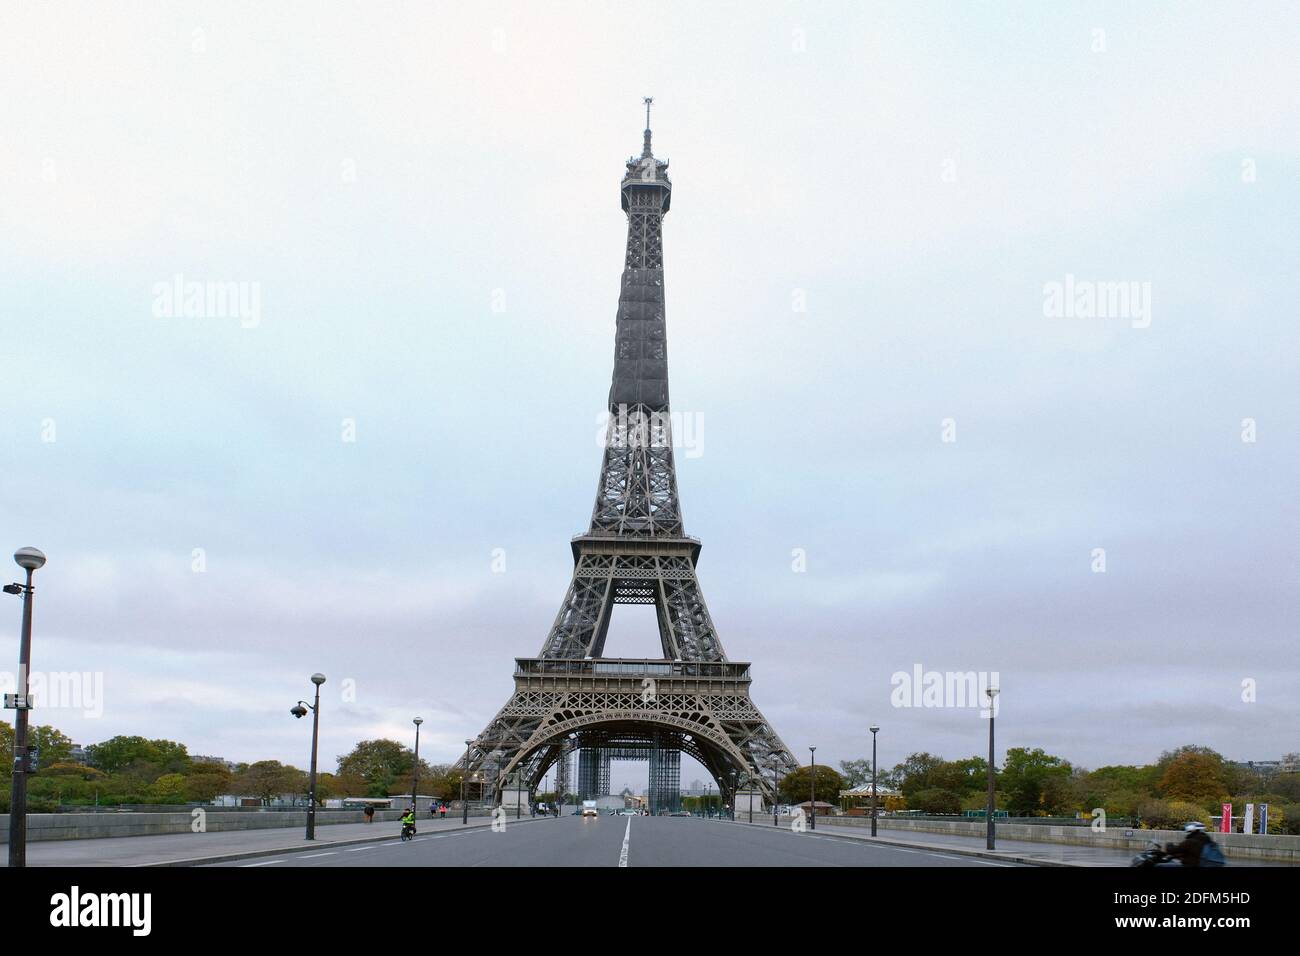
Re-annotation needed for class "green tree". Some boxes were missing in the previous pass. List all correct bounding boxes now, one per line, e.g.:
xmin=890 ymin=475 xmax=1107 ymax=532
xmin=891 ymin=753 xmax=949 ymax=797
xmin=85 ymin=736 xmax=189 ymax=776
xmin=30 ymin=726 xmax=74 ymax=766
xmin=839 ymin=759 xmax=873 ymax=788
xmin=184 ymin=765 xmax=233 ymax=803
xmin=777 ymin=765 xmax=845 ymax=805
xmin=336 ymin=739 xmax=413 ymax=796
xmin=149 ymin=773 xmax=188 ymax=804
xmin=1000 ymin=747 xmax=1072 ymax=816
xmin=909 ymin=788 xmax=962 ymax=814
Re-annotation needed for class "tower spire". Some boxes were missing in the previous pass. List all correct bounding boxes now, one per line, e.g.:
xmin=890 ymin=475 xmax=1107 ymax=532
xmin=641 ymin=96 xmax=654 ymax=158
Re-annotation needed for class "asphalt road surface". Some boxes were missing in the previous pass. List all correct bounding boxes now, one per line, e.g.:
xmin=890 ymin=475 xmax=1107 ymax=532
xmin=208 ymin=815 xmax=1023 ymax=867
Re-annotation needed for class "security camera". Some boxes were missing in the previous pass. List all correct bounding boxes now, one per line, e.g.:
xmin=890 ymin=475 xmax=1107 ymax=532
xmin=290 ymin=704 xmax=308 ymax=718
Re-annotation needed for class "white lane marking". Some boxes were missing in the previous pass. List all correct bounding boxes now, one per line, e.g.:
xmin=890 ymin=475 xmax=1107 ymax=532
xmin=241 ymin=859 xmax=285 ymax=867
xmin=618 ymin=816 xmax=632 ymax=867
xmin=301 ymin=852 xmax=335 ymax=859
xmin=345 ymin=847 xmax=374 ymax=852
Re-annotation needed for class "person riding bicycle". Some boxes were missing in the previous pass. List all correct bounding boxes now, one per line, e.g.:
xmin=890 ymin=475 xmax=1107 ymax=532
xmin=1164 ymin=821 xmax=1221 ymax=866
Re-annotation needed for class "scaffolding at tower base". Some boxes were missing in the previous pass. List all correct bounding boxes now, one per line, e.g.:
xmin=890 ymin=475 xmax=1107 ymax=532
xmin=573 ymin=737 xmax=682 ymax=812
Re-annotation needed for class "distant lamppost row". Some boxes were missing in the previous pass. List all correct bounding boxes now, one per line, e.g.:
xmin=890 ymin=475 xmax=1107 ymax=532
xmin=411 ymin=717 xmax=423 ymax=809
xmin=986 ymin=686 xmax=999 ymax=850
xmin=809 ymin=746 xmax=817 ymax=831
xmin=289 ymin=673 xmax=327 ymax=840
xmin=461 ymin=739 xmax=474 ymax=825
xmin=869 ymin=724 xmax=880 ymax=838
xmin=6 ymin=546 xmax=47 ymax=868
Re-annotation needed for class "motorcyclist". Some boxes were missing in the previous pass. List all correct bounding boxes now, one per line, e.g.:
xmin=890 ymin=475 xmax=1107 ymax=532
xmin=1164 ymin=821 xmax=1213 ymax=866
xmin=400 ymin=807 xmax=417 ymax=836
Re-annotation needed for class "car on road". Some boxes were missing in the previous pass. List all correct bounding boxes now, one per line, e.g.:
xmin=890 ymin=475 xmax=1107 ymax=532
xmin=581 ymin=800 xmax=599 ymax=818
xmin=616 ymin=808 xmax=639 ymax=816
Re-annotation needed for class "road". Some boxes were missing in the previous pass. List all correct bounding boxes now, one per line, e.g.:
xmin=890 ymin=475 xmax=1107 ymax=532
xmin=207 ymin=815 xmax=1022 ymax=867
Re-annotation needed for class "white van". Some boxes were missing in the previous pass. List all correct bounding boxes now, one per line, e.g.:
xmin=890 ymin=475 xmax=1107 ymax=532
xmin=581 ymin=800 xmax=599 ymax=818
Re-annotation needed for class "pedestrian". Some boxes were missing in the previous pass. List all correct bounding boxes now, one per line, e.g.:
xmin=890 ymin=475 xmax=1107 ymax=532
xmin=363 ymin=804 xmax=374 ymax=825
xmin=440 ymin=803 xmax=447 ymax=819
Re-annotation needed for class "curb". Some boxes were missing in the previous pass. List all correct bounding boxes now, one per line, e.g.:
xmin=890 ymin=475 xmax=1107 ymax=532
xmin=721 ymin=818 xmax=1084 ymax=868
xmin=132 ymin=815 xmax=553 ymax=868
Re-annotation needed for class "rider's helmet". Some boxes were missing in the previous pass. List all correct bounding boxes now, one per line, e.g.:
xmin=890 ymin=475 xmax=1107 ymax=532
xmin=1183 ymin=821 xmax=1207 ymax=832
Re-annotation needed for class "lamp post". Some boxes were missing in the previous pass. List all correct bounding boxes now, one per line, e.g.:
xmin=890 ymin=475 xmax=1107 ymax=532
xmin=985 ymin=686 xmax=999 ymax=850
xmin=462 ymin=739 xmax=474 ymax=825
xmin=746 ymin=770 xmax=753 ymax=824
xmin=6 ymin=546 xmax=46 ymax=868
xmin=869 ymin=725 xmax=880 ymax=837
xmin=411 ymin=717 xmax=423 ymax=810
xmin=809 ymin=746 xmax=817 ymax=831
xmin=289 ymin=673 xmax=326 ymax=840
xmin=770 ymin=757 xmax=781 ymax=826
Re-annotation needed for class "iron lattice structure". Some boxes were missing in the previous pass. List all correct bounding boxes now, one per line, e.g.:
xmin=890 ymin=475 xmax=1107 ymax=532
xmin=469 ymin=104 xmax=798 ymax=810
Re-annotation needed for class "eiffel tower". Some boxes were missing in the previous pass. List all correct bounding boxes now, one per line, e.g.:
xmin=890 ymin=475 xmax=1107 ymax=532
xmin=469 ymin=100 xmax=798 ymax=814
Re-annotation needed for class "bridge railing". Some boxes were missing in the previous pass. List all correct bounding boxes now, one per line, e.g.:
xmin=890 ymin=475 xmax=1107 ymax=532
xmin=515 ymin=658 xmax=750 ymax=680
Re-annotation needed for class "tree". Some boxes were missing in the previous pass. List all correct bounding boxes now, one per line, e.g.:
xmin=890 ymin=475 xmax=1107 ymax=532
xmin=0 ymin=723 xmax=73 ymax=772
xmin=149 ymin=773 xmax=188 ymax=804
xmin=233 ymin=761 xmax=306 ymax=804
xmin=777 ymin=765 xmax=845 ymax=805
xmin=336 ymin=739 xmax=413 ymax=796
xmin=1159 ymin=751 xmax=1226 ymax=805
xmin=910 ymin=788 xmax=962 ymax=814
xmin=890 ymin=752 xmax=989 ymax=798
xmin=184 ymin=765 xmax=233 ymax=803
xmin=84 ymin=736 xmax=189 ymax=776
xmin=30 ymin=726 xmax=74 ymax=766
xmin=892 ymin=753 xmax=949 ymax=797
xmin=839 ymin=759 xmax=873 ymax=789
xmin=1000 ymin=747 xmax=1072 ymax=816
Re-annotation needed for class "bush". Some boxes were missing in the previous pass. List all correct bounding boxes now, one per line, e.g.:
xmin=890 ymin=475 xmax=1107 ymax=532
xmin=909 ymin=788 xmax=962 ymax=814
xmin=1278 ymin=804 xmax=1300 ymax=835
xmin=1136 ymin=798 xmax=1211 ymax=830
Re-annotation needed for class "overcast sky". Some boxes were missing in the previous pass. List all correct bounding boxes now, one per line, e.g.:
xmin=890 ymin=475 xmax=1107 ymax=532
xmin=1 ymin=2 xmax=1297 ymax=791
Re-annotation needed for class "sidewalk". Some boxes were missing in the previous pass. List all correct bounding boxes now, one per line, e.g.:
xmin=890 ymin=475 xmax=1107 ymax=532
xmin=26 ymin=813 xmax=551 ymax=867
xmin=728 ymin=818 xmax=1277 ymax=867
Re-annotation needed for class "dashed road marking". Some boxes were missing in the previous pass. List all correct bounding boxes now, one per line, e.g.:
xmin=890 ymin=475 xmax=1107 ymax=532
xmin=618 ymin=816 xmax=632 ymax=867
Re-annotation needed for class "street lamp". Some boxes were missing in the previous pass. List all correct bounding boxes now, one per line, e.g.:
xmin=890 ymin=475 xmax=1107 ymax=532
xmin=985 ymin=686 xmax=999 ymax=850
xmin=461 ymin=739 xmax=474 ymax=825
xmin=982 ymin=686 xmax=993 ymax=853
xmin=770 ymin=757 xmax=781 ymax=826
xmin=869 ymin=725 xmax=880 ymax=837
xmin=6 ymin=546 xmax=46 ymax=868
xmin=289 ymin=672 xmax=326 ymax=840
xmin=411 ymin=717 xmax=423 ymax=811
xmin=746 ymin=769 xmax=753 ymax=824
xmin=809 ymin=745 xmax=817 ymax=831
